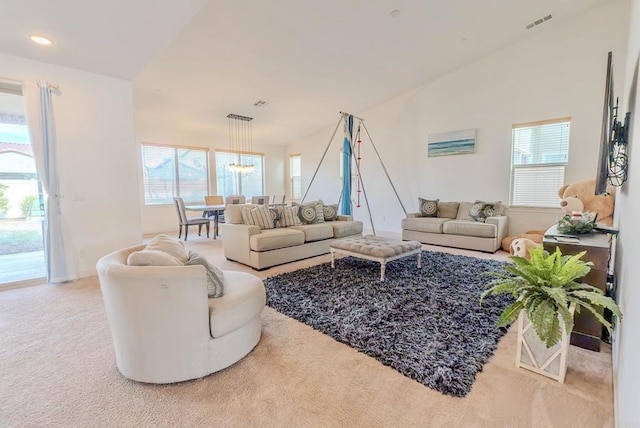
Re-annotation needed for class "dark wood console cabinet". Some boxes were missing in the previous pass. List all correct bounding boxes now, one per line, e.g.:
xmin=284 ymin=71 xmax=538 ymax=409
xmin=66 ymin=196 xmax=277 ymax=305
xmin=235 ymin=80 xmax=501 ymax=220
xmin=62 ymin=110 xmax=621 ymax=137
xmin=543 ymin=225 xmax=610 ymax=352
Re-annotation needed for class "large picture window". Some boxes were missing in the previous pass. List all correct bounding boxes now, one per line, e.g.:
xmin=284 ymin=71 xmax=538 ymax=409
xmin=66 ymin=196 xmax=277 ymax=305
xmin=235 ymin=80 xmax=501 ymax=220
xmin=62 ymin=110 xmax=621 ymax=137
xmin=510 ymin=118 xmax=570 ymax=208
xmin=141 ymin=143 xmax=210 ymax=205
xmin=215 ymin=150 xmax=264 ymax=197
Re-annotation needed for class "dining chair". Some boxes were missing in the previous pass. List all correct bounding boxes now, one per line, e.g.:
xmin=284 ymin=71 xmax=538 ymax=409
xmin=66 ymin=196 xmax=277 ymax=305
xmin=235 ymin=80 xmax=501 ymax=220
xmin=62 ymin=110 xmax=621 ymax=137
xmin=203 ymin=195 xmax=224 ymax=218
xmin=250 ymin=195 xmax=270 ymax=205
xmin=204 ymin=195 xmax=226 ymax=237
xmin=173 ymin=197 xmax=210 ymax=241
xmin=271 ymin=194 xmax=286 ymax=205
xmin=205 ymin=195 xmax=224 ymax=205
xmin=225 ymin=195 xmax=246 ymax=205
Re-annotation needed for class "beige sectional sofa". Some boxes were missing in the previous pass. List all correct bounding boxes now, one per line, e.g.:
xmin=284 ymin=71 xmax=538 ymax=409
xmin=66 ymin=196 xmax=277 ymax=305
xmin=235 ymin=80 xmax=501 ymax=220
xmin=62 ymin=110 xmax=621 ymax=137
xmin=401 ymin=201 xmax=508 ymax=253
xmin=221 ymin=204 xmax=363 ymax=269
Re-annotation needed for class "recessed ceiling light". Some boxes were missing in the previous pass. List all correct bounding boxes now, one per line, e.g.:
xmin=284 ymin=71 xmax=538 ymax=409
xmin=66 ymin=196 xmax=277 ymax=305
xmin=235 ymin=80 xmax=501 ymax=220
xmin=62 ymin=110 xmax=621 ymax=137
xmin=389 ymin=9 xmax=400 ymax=17
xmin=29 ymin=35 xmax=53 ymax=46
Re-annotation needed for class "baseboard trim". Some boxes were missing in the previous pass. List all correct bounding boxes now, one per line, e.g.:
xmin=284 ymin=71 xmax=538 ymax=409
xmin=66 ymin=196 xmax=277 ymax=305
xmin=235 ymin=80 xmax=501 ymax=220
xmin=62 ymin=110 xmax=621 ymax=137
xmin=0 ymin=276 xmax=47 ymax=291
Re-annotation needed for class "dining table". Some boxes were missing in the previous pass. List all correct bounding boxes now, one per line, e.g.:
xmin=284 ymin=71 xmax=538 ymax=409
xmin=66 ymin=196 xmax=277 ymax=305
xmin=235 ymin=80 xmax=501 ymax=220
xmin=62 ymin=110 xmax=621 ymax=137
xmin=185 ymin=204 xmax=226 ymax=239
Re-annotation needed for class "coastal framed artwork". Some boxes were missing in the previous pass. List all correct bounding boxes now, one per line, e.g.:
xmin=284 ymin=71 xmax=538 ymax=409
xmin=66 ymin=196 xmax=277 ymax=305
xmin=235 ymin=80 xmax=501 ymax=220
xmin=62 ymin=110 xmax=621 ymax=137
xmin=427 ymin=128 xmax=476 ymax=157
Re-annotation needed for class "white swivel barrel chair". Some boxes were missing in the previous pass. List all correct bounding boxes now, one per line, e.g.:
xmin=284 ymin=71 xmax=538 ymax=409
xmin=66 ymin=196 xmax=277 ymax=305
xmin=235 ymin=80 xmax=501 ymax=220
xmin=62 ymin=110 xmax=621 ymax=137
xmin=97 ymin=244 xmax=265 ymax=384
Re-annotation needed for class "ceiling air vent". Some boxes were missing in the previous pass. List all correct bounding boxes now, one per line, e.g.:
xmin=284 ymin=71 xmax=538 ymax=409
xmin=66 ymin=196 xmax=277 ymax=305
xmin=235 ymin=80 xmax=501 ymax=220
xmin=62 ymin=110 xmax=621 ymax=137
xmin=253 ymin=100 xmax=268 ymax=107
xmin=526 ymin=14 xmax=552 ymax=30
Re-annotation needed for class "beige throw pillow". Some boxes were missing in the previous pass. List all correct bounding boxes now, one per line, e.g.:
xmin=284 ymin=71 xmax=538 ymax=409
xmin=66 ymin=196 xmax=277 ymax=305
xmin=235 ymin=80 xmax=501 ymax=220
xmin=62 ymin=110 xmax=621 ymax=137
xmin=127 ymin=249 xmax=183 ymax=267
xmin=437 ymin=202 xmax=460 ymax=219
xmin=144 ymin=234 xmax=189 ymax=263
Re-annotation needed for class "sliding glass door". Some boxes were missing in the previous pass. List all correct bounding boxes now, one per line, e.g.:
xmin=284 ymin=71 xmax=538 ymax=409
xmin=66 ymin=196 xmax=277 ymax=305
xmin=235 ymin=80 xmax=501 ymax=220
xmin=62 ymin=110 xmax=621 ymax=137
xmin=0 ymin=82 xmax=45 ymax=285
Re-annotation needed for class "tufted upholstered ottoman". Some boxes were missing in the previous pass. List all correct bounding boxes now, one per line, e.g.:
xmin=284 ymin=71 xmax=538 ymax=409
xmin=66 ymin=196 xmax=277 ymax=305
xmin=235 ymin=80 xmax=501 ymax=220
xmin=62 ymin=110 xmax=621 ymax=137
xmin=330 ymin=235 xmax=422 ymax=281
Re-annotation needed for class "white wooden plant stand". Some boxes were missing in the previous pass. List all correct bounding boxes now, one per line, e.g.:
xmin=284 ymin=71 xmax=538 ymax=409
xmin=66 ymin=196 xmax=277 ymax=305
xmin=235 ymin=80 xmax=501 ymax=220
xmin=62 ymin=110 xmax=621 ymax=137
xmin=515 ymin=304 xmax=575 ymax=383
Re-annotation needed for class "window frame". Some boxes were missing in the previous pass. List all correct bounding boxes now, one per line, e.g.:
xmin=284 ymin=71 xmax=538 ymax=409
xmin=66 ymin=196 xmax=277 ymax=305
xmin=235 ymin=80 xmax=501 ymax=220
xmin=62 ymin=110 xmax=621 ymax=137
xmin=141 ymin=142 xmax=210 ymax=205
xmin=509 ymin=117 xmax=571 ymax=208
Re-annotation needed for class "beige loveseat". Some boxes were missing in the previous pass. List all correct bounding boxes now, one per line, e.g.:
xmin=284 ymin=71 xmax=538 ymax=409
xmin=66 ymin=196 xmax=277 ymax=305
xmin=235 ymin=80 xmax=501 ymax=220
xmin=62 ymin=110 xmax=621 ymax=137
xmin=221 ymin=204 xmax=363 ymax=269
xmin=401 ymin=201 xmax=508 ymax=253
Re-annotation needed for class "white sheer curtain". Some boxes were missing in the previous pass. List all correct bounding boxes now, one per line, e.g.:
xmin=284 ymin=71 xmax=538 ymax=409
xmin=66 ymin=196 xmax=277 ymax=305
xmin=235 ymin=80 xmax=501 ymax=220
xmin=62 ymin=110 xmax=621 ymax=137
xmin=23 ymin=80 xmax=77 ymax=283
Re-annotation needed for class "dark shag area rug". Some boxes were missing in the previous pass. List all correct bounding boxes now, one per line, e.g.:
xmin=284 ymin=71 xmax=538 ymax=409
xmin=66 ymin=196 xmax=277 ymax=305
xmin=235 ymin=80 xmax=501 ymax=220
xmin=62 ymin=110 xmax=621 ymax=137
xmin=264 ymin=250 xmax=514 ymax=397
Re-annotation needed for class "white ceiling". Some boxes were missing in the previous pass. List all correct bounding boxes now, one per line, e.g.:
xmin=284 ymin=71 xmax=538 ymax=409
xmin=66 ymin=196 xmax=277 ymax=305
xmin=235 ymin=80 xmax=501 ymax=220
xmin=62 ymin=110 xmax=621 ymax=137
xmin=1 ymin=0 xmax=611 ymax=146
xmin=0 ymin=0 xmax=208 ymax=79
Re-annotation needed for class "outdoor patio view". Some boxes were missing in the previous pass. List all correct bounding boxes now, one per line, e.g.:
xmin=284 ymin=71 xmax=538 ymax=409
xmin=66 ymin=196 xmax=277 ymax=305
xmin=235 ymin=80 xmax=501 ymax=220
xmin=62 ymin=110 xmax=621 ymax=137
xmin=0 ymin=85 xmax=45 ymax=285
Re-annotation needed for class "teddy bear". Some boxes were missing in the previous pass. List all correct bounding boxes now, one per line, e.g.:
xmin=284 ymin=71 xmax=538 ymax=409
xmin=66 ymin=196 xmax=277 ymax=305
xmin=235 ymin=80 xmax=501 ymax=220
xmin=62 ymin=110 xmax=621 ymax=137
xmin=500 ymin=179 xmax=616 ymax=252
xmin=501 ymin=230 xmax=545 ymax=252
xmin=509 ymin=237 xmax=540 ymax=259
xmin=558 ymin=179 xmax=615 ymax=226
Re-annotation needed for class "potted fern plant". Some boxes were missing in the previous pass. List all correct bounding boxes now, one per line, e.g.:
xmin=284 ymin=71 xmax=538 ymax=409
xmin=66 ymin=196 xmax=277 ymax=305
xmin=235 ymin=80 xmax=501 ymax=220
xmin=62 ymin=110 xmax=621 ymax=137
xmin=481 ymin=245 xmax=622 ymax=382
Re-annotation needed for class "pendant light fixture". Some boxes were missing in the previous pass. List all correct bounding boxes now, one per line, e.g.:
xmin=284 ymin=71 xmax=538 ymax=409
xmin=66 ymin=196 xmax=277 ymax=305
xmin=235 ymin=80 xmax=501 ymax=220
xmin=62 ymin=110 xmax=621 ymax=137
xmin=227 ymin=113 xmax=255 ymax=173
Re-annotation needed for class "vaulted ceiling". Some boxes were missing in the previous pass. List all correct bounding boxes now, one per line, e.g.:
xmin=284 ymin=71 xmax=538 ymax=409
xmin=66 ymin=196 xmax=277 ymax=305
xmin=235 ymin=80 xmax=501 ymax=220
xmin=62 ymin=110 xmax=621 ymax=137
xmin=1 ymin=0 xmax=611 ymax=145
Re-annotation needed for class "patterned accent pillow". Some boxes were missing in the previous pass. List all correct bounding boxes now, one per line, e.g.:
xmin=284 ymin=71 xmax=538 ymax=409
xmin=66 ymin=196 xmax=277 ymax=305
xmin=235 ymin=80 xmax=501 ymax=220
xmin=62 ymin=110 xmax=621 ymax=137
xmin=482 ymin=202 xmax=504 ymax=218
xmin=268 ymin=207 xmax=281 ymax=228
xmin=419 ymin=198 xmax=439 ymax=217
xmin=294 ymin=201 xmax=325 ymax=224
xmin=323 ymin=204 xmax=339 ymax=221
xmin=279 ymin=205 xmax=303 ymax=227
xmin=241 ymin=205 xmax=275 ymax=229
xmin=469 ymin=201 xmax=504 ymax=222
xmin=185 ymin=250 xmax=224 ymax=298
xmin=468 ymin=201 xmax=487 ymax=222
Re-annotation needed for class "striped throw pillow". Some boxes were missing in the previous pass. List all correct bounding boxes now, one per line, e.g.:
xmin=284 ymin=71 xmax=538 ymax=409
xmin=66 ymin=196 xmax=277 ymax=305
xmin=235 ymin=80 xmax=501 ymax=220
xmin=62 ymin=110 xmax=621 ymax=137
xmin=242 ymin=205 xmax=275 ymax=229
xmin=279 ymin=206 xmax=303 ymax=227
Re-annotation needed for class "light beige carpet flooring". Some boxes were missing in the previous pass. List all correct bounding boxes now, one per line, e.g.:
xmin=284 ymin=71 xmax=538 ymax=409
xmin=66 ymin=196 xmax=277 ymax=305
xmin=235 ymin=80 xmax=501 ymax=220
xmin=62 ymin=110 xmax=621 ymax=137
xmin=0 ymin=236 xmax=614 ymax=427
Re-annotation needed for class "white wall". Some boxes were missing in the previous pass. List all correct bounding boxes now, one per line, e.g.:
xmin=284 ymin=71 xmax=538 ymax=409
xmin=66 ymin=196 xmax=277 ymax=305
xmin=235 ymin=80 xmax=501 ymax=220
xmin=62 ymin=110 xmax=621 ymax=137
xmin=289 ymin=2 xmax=629 ymax=237
xmin=614 ymin=0 xmax=640 ymax=425
xmin=133 ymin=120 xmax=286 ymax=234
xmin=0 ymin=53 xmax=142 ymax=277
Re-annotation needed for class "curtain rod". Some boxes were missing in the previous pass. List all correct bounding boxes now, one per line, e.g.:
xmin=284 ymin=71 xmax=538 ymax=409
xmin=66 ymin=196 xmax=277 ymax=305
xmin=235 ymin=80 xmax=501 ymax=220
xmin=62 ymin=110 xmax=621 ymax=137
xmin=39 ymin=80 xmax=60 ymax=91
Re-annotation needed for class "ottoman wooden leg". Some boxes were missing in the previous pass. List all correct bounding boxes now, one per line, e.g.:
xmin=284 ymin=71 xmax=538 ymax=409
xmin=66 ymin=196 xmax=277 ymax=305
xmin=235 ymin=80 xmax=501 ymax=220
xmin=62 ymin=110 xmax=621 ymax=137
xmin=331 ymin=249 xmax=335 ymax=269
xmin=380 ymin=261 xmax=386 ymax=282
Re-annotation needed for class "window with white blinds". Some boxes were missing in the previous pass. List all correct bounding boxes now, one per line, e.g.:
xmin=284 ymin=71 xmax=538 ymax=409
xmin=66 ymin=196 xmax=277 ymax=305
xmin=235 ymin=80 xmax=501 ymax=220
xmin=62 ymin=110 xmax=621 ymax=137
xmin=510 ymin=118 xmax=570 ymax=208
xmin=214 ymin=150 xmax=264 ymax=197
xmin=141 ymin=144 xmax=210 ymax=205
xmin=289 ymin=154 xmax=301 ymax=201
